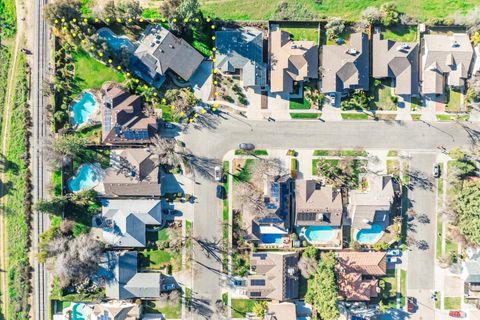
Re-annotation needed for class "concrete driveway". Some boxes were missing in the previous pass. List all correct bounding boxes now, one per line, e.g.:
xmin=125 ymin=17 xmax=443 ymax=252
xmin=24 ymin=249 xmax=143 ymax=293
xmin=190 ymin=60 xmax=212 ymax=101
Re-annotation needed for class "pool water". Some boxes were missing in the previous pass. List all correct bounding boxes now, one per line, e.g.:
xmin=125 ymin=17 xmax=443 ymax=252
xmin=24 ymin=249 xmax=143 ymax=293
xmin=304 ymin=226 xmax=335 ymax=242
xmin=261 ymin=234 xmax=284 ymax=244
xmin=98 ymin=29 xmax=134 ymax=53
xmin=72 ymin=303 xmax=91 ymax=320
xmin=356 ymin=223 xmax=384 ymax=244
xmin=68 ymin=164 xmax=100 ymax=192
xmin=71 ymin=92 xmax=97 ymax=125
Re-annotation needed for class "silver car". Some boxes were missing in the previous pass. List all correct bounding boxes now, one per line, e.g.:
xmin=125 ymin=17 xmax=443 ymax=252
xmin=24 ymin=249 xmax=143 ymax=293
xmin=214 ymin=166 xmax=223 ymax=182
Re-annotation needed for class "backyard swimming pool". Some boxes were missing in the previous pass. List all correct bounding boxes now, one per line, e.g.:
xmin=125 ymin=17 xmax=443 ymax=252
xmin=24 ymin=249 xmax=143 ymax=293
xmin=68 ymin=164 xmax=102 ymax=193
xmin=303 ymin=226 xmax=336 ymax=242
xmin=356 ymin=223 xmax=384 ymax=244
xmin=71 ymin=303 xmax=92 ymax=320
xmin=261 ymin=233 xmax=284 ymax=244
xmin=97 ymin=28 xmax=135 ymax=53
xmin=71 ymin=92 xmax=97 ymax=126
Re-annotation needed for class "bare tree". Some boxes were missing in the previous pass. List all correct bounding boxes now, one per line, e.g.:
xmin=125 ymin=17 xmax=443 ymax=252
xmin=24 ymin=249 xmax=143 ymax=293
xmin=234 ymin=182 xmax=268 ymax=218
xmin=250 ymin=157 xmax=289 ymax=189
xmin=167 ymin=226 xmax=184 ymax=250
xmin=298 ymin=255 xmax=318 ymax=279
xmin=148 ymin=136 xmax=187 ymax=169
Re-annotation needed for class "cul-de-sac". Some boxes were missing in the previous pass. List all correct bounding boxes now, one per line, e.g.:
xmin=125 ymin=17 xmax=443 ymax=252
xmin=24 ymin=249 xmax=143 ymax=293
xmin=1 ymin=0 xmax=480 ymax=319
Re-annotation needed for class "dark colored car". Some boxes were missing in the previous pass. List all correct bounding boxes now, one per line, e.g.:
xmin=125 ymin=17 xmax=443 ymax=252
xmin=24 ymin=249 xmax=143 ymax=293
xmin=433 ymin=164 xmax=441 ymax=178
xmin=239 ymin=143 xmax=255 ymax=151
xmin=449 ymin=311 xmax=466 ymax=318
xmin=216 ymin=185 xmax=226 ymax=199
xmin=407 ymin=297 xmax=416 ymax=313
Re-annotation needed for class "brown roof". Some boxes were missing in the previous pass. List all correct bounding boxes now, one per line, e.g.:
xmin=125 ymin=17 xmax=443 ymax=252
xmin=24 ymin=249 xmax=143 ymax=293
xmin=269 ymin=24 xmax=318 ymax=94
xmin=295 ymin=180 xmax=343 ymax=227
xmin=265 ymin=302 xmax=296 ymax=320
xmin=336 ymin=251 xmax=387 ymax=301
xmin=101 ymin=83 xmax=157 ymax=145
xmin=247 ymin=252 xmax=299 ymax=301
xmin=103 ymin=149 xmax=160 ymax=197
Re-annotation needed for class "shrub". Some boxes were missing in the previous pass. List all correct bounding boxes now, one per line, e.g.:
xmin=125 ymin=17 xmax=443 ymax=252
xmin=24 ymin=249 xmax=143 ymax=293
xmin=325 ymin=17 xmax=345 ymax=40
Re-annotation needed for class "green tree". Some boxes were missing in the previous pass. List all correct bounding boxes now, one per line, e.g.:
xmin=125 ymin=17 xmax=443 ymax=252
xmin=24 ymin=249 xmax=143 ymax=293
xmin=252 ymin=301 xmax=268 ymax=317
xmin=34 ymin=196 xmax=67 ymax=215
xmin=449 ymin=147 xmax=466 ymax=161
xmin=453 ymin=181 xmax=480 ymax=244
xmin=51 ymin=134 xmax=87 ymax=158
xmin=305 ymin=252 xmax=339 ymax=320
xmin=325 ymin=17 xmax=345 ymax=40
xmin=43 ymin=0 xmax=81 ymax=25
xmin=380 ymin=2 xmax=400 ymax=26
xmin=164 ymin=88 xmax=198 ymax=117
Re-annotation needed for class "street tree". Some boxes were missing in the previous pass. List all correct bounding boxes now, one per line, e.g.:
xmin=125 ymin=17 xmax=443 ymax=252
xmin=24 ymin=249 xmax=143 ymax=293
xmin=452 ymin=180 xmax=480 ymax=245
xmin=250 ymin=157 xmax=289 ymax=188
xmin=51 ymin=134 xmax=88 ymax=159
xmin=252 ymin=301 xmax=268 ymax=317
xmin=234 ymin=182 xmax=268 ymax=218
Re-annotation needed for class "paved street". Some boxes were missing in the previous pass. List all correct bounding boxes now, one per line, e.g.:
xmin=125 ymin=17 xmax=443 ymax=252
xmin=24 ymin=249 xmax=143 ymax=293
xmin=407 ymin=153 xmax=438 ymax=320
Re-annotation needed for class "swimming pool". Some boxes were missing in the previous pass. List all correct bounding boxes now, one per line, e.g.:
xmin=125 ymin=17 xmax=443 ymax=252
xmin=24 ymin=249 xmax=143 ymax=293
xmin=71 ymin=92 xmax=97 ymax=126
xmin=68 ymin=164 xmax=101 ymax=193
xmin=71 ymin=303 xmax=91 ymax=320
xmin=356 ymin=223 xmax=384 ymax=244
xmin=261 ymin=233 xmax=284 ymax=244
xmin=303 ymin=226 xmax=336 ymax=242
xmin=97 ymin=28 xmax=135 ymax=53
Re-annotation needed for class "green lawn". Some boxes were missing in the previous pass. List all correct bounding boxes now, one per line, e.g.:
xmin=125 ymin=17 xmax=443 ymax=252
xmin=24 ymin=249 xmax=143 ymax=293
xmin=387 ymin=159 xmax=400 ymax=177
xmin=387 ymin=150 xmax=398 ymax=157
xmin=75 ymin=123 xmax=102 ymax=144
xmin=290 ymin=112 xmax=320 ymax=119
xmin=436 ymin=114 xmax=469 ymax=121
xmin=73 ymin=49 xmax=125 ymax=92
xmin=281 ymin=24 xmax=319 ymax=41
xmin=234 ymin=149 xmax=268 ymax=156
xmin=142 ymin=8 xmax=162 ymax=19
xmin=436 ymin=217 xmax=442 ymax=258
xmin=341 ymin=113 xmax=370 ymax=120
xmin=411 ymin=114 xmax=422 ymax=121
xmin=435 ymin=291 xmax=442 ymax=309
xmin=143 ymin=300 xmax=182 ymax=319
xmin=231 ymin=299 xmax=257 ymax=318
xmin=289 ymin=96 xmax=311 ymax=109
xmin=446 ymin=89 xmax=462 ymax=112
xmin=410 ymin=96 xmax=423 ymax=111
xmin=312 ymin=159 xmax=339 ymax=175
xmin=233 ymin=159 xmax=254 ymax=183
xmin=184 ymin=26 xmax=213 ymax=57
xmin=52 ymin=169 xmax=62 ymax=196
xmin=200 ymin=0 xmax=478 ymax=21
xmin=139 ymin=249 xmax=173 ymax=270
xmin=444 ymin=297 xmax=461 ymax=310
xmin=400 ymin=270 xmax=406 ymax=307
xmin=370 ymin=79 xmax=397 ymax=111
xmin=382 ymin=25 xmax=417 ymax=42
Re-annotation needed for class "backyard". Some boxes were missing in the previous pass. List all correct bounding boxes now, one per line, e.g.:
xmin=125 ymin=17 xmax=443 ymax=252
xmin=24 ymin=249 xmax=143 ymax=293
xmin=277 ymin=22 xmax=319 ymax=42
xmin=381 ymin=25 xmax=417 ymax=42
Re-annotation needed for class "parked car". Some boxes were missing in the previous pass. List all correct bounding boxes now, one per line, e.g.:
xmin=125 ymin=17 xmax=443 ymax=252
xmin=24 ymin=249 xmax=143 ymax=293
xmin=162 ymin=121 xmax=174 ymax=129
xmin=449 ymin=311 xmax=466 ymax=318
xmin=239 ymin=143 xmax=255 ymax=151
xmin=407 ymin=297 xmax=416 ymax=313
xmin=162 ymin=283 xmax=176 ymax=291
xmin=214 ymin=166 xmax=223 ymax=182
xmin=387 ymin=249 xmax=401 ymax=256
xmin=433 ymin=163 xmax=440 ymax=178
xmin=216 ymin=185 xmax=226 ymax=199
xmin=387 ymin=256 xmax=398 ymax=264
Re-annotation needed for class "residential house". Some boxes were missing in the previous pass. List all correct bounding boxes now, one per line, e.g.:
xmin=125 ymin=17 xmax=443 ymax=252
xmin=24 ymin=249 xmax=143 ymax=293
xmin=349 ymin=175 xmax=396 ymax=237
xmin=321 ymin=33 xmax=369 ymax=96
xmin=91 ymin=301 xmax=141 ymax=320
xmin=103 ymin=148 xmax=160 ymax=198
xmin=336 ymin=251 xmax=387 ymax=301
xmin=98 ymin=199 xmax=162 ymax=248
xmin=269 ymin=24 xmax=318 ymax=94
xmin=130 ymin=25 xmax=204 ymax=86
xmin=247 ymin=252 xmax=299 ymax=301
xmin=372 ymin=32 xmax=419 ymax=96
xmin=421 ymin=33 xmax=473 ymax=95
xmin=106 ymin=251 xmax=162 ymax=300
xmin=462 ymin=259 xmax=480 ymax=305
xmin=215 ymin=28 xmax=267 ymax=89
xmin=264 ymin=302 xmax=297 ymax=320
xmin=101 ymin=83 xmax=157 ymax=145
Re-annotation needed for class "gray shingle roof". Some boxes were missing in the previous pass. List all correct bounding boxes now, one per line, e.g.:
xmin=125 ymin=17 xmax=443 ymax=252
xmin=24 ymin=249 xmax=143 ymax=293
xmin=465 ymin=261 xmax=480 ymax=283
xmin=215 ymin=28 xmax=267 ymax=88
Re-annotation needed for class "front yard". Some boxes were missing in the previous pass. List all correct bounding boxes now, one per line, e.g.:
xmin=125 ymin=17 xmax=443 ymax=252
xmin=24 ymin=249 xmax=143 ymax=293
xmin=445 ymin=89 xmax=462 ymax=113
xmin=231 ymin=298 xmax=257 ymax=318
xmin=143 ymin=300 xmax=182 ymax=319
xmin=370 ymin=79 xmax=397 ymax=111
xmin=138 ymin=226 xmax=182 ymax=272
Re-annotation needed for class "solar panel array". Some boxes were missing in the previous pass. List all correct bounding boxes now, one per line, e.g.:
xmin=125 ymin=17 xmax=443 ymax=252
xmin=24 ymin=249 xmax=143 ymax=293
xmin=104 ymin=108 xmax=112 ymax=132
xmin=123 ymin=130 xmax=149 ymax=140
xmin=250 ymin=279 xmax=265 ymax=286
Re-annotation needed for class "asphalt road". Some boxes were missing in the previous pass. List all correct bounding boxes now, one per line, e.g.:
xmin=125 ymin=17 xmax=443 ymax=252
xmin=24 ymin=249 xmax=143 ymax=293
xmin=407 ymin=153 xmax=438 ymax=320
xmin=32 ymin=0 xmax=50 ymax=319
xmin=181 ymin=113 xmax=480 ymax=317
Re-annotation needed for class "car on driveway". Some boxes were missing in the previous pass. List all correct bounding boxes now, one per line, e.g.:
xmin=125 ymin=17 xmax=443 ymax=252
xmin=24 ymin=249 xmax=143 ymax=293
xmin=162 ymin=283 xmax=176 ymax=291
xmin=449 ymin=311 xmax=466 ymax=318
xmin=387 ymin=256 xmax=398 ymax=264
xmin=214 ymin=166 xmax=223 ymax=182
xmin=239 ymin=143 xmax=255 ymax=151
xmin=387 ymin=249 xmax=401 ymax=256
xmin=216 ymin=185 xmax=226 ymax=199
xmin=433 ymin=163 xmax=441 ymax=178
xmin=407 ymin=297 xmax=416 ymax=313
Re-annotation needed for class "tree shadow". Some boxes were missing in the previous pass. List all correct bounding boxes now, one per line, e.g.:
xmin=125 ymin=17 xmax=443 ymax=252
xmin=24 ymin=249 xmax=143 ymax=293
xmin=0 ymin=180 xmax=14 ymax=198
xmin=0 ymin=153 xmax=19 ymax=174
xmin=407 ymin=168 xmax=434 ymax=191
xmin=185 ymin=154 xmax=221 ymax=180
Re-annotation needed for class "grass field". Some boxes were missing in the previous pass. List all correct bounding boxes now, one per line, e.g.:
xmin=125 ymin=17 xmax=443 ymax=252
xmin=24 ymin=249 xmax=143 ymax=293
xmin=289 ymin=96 xmax=311 ymax=109
xmin=73 ymin=49 xmax=125 ymax=92
xmin=231 ymin=299 xmax=257 ymax=318
xmin=279 ymin=22 xmax=319 ymax=41
xmin=200 ymin=0 xmax=478 ymax=21
xmin=382 ymin=25 xmax=417 ymax=42
xmin=370 ymin=79 xmax=397 ymax=111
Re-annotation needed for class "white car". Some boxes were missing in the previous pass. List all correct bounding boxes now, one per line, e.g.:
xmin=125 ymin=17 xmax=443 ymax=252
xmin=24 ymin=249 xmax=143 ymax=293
xmin=214 ymin=166 xmax=223 ymax=182
xmin=387 ymin=256 xmax=398 ymax=264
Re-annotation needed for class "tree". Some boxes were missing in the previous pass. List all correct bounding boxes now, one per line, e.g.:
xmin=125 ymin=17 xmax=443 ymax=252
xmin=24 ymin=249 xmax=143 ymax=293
xmin=325 ymin=17 xmax=345 ymax=40
xmin=234 ymin=182 xmax=268 ymax=218
xmin=250 ymin=157 xmax=289 ymax=189
xmin=177 ymin=0 xmax=200 ymax=21
xmin=252 ymin=301 xmax=268 ymax=318
xmin=159 ymin=0 xmax=182 ymax=21
xmin=164 ymin=88 xmax=198 ymax=118
xmin=452 ymin=181 xmax=480 ymax=245
xmin=305 ymin=252 xmax=339 ymax=320
xmin=472 ymin=32 xmax=480 ymax=46
xmin=44 ymin=0 xmax=81 ymax=25
xmin=51 ymin=134 xmax=87 ymax=159
xmin=361 ymin=6 xmax=383 ymax=25
xmin=316 ymin=158 xmax=365 ymax=189
xmin=34 ymin=196 xmax=67 ymax=215
xmin=449 ymin=147 xmax=466 ymax=161
xmin=298 ymin=255 xmax=318 ymax=279
xmin=380 ymin=2 xmax=400 ymax=26
xmin=148 ymin=136 xmax=187 ymax=169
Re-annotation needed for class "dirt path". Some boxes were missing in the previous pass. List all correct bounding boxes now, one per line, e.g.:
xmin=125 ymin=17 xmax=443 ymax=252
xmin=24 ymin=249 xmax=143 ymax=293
xmin=0 ymin=0 xmax=26 ymax=317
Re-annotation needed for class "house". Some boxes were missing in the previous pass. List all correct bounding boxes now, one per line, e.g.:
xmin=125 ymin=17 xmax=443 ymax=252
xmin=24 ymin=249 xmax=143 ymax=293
xmin=215 ymin=28 xmax=267 ymax=89
xmin=295 ymin=180 xmax=343 ymax=227
xmin=372 ymin=32 xmax=419 ymax=96
xmin=103 ymin=148 xmax=160 ymax=198
xmin=321 ymin=33 xmax=369 ymax=95
xmin=462 ymin=259 xmax=480 ymax=305
xmin=106 ymin=251 xmax=162 ymax=300
xmin=421 ymin=33 xmax=473 ymax=95
xmin=130 ymin=25 xmax=204 ymax=86
xmin=336 ymin=251 xmax=387 ymax=301
xmin=247 ymin=252 xmax=299 ymax=301
xmin=264 ymin=302 xmax=297 ymax=320
xmin=101 ymin=83 xmax=157 ymax=145
xmin=99 ymin=199 xmax=162 ymax=248
xmin=91 ymin=301 xmax=141 ymax=320
xmin=269 ymin=24 xmax=318 ymax=94
xmin=349 ymin=175 xmax=395 ymax=233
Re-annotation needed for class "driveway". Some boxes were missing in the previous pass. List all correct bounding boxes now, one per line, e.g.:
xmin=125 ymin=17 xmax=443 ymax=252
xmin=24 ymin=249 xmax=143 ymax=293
xmin=407 ymin=153 xmax=437 ymax=320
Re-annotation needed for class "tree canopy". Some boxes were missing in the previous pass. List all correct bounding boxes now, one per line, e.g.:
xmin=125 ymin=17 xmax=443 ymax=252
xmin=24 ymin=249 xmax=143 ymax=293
xmin=452 ymin=180 xmax=480 ymax=245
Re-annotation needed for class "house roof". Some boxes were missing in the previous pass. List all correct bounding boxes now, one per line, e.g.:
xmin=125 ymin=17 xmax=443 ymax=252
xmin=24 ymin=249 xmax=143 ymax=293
xmin=103 ymin=149 xmax=160 ymax=197
xmin=421 ymin=33 xmax=473 ymax=94
xmin=247 ymin=252 xmax=299 ymax=301
xmin=336 ymin=251 xmax=387 ymax=301
xmin=92 ymin=301 xmax=141 ymax=320
xmin=131 ymin=25 xmax=204 ymax=82
xmin=349 ymin=175 xmax=395 ymax=229
xmin=102 ymin=199 xmax=162 ymax=248
xmin=106 ymin=251 xmax=162 ymax=300
xmin=269 ymin=24 xmax=318 ymax=93
xmin=101 ymin=83 xmax=157 ymax=145
xmin=295 ymin=180 xmax=343 ymax=227
xmin=265 ymin=302 xmax=297 ymax=320
xmin=215 ymin=28 xmax=267 ymax=87
xmin=464 ymin=261 xmax=480 ymax=283
xmin=372 ymin=33 xmax=419 ymax=95
xmin=321 ymin=33 xmax=369 ymax=94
